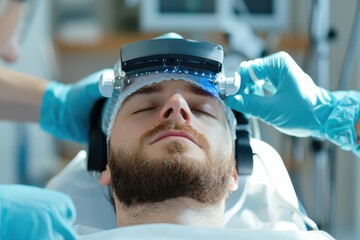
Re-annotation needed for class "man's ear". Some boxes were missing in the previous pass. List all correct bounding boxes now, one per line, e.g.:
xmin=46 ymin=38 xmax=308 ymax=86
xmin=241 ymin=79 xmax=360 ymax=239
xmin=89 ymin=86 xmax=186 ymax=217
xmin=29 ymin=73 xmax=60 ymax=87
xmin=229 ymin=166 xmax=239 ymax=192
xmin=99 ymin=164 xmax=111 ymax=185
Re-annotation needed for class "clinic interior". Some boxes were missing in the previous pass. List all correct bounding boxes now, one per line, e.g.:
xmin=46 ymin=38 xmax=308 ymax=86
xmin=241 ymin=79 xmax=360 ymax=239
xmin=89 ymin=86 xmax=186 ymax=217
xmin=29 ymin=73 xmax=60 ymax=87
xmin=1 ymin=0 xmax=360 ymax=239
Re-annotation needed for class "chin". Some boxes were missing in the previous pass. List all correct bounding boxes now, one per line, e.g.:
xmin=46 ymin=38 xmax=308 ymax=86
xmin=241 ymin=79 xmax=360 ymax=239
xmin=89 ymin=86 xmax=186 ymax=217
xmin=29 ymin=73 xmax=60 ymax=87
xmin=145 ymin=139 xmax=206 ymax=161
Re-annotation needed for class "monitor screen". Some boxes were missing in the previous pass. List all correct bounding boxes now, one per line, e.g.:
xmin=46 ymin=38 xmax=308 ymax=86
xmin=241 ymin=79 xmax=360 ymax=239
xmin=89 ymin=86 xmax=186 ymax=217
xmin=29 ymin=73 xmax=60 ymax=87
xmin=235 ymin=0 xmax=274 ymax=15
xmin=139 ymin=0 xmax=289 ymax=32
xmin=159 ymin=0 xmax=216 ymax=14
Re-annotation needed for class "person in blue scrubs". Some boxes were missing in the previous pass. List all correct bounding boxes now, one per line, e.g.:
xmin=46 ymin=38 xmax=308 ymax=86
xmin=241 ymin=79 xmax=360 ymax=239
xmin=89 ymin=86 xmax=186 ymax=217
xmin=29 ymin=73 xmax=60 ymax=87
xmin=0 ymin=1 xmax=106 ymax=239
xmin=226 ymin=51 xmax=360 ymax=156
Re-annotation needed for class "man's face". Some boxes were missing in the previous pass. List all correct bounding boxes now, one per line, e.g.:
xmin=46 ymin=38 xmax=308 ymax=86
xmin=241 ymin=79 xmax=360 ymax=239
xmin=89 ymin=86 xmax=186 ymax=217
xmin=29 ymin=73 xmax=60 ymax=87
xmin=107 ymin=80 xmax=237 ymax=206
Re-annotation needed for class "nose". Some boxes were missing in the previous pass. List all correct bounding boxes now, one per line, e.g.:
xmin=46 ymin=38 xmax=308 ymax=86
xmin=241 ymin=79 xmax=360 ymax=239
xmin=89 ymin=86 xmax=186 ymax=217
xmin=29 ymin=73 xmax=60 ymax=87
xmin=159 ymin=93 xmax=192 ymax=124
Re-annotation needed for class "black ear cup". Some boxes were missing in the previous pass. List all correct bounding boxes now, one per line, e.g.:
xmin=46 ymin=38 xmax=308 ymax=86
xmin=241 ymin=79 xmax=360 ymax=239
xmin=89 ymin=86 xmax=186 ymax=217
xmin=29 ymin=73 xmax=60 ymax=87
xmin=88 ymin=98 xmax=108 ymax=172
xmin=233 ymin=110 xmax=254 ymax=175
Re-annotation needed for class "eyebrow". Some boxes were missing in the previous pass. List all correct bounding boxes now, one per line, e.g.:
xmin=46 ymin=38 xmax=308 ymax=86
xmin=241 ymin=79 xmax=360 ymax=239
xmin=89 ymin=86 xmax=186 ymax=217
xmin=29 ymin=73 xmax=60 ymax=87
xmin=122 ymin=84 xmax=164 ymax=106
xmin=122 ymin=82 xmax=215 ymax=106
xmin=187 ymin=84 xmax=214 ymax=98
xmin=136 ymin=84 xmax=164 ymax=94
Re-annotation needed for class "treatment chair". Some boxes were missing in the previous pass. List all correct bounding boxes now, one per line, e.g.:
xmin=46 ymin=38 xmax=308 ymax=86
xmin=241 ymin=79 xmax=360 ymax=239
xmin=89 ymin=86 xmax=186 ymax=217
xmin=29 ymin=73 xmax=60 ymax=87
xmin=46 ymin=100 xmax=314 ymax=231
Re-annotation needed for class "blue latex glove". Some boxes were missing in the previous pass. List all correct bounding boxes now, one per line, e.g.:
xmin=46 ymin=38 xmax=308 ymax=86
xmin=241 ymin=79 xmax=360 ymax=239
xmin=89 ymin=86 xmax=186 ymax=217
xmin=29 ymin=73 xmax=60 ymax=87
xmin=226 ymin=51 xmax=360 ymax=156
xmin=0 ymin=185 xmax=76 ymax=240
xmin=40 ymin=69 xmax=110 ymax=143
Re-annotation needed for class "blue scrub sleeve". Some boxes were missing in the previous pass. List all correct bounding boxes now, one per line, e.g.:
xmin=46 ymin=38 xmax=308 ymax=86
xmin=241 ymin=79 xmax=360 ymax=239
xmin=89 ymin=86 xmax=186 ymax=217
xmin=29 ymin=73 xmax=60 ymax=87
xmin=0 ymin=185 xmax=76 ymax=240
xmin=40 ymin=69 xmax=109 ymax=143
xmin=313 ymin=90 xmax=360 ymax=156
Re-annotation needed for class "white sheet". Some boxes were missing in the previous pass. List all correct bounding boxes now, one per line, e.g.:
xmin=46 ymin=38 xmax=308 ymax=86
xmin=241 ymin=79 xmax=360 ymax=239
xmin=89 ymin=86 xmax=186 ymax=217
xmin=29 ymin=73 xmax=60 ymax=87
xmin=76 ymin=224 xmax=335 ymax=240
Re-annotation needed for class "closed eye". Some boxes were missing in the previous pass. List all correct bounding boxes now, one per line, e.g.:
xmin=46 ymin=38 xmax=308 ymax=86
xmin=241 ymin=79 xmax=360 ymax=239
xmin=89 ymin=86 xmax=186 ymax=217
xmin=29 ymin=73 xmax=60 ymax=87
xmin=192 ymin=109 xmax=215 ymax=118
xmin=133 ymin=107 xmax=157 ymax=114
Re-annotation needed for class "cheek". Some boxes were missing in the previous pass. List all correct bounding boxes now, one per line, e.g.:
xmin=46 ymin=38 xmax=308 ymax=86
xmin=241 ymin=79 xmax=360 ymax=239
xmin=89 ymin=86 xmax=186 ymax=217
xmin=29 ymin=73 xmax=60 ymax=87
xmin=197 ymin=120 xmax=233 ymax=154
xmin=109 ymin=102 xmax=163 ymax=150
xmin=110 ymin=118 xmax=138 ymax=148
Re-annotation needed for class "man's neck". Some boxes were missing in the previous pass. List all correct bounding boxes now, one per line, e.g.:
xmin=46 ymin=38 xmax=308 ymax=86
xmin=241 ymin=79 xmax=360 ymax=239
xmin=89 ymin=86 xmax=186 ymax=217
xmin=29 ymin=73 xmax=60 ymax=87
xmin=115 ymin=197 xmax=225 ymax=228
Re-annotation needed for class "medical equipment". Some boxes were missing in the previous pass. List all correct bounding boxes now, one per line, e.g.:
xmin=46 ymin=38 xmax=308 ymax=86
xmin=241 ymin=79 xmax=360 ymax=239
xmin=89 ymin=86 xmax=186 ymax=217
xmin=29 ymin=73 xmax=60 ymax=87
xmin=311 ymin=1 xmax=360 ymax=221
xmin=98 ymin=38 xmax=241 ymax=99
xmin=139 ymin=0 xmax=289 ymax=32
xmin=339 ymin=0 xmax=360 ymax=90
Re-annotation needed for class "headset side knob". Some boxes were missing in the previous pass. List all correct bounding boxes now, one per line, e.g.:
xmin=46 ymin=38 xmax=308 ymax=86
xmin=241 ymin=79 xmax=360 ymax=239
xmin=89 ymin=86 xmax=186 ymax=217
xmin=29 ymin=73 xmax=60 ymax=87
xmin=225 ymin=72 xmax=241 ymax=96
xmin=99 ymin=70 xmax=115 ymax=98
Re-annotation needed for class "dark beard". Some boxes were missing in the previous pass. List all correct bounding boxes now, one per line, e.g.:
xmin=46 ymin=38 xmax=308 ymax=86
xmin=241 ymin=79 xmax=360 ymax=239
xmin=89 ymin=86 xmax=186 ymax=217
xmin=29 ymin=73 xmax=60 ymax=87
xmin=108 ymin=121 xmax=234 ymax=207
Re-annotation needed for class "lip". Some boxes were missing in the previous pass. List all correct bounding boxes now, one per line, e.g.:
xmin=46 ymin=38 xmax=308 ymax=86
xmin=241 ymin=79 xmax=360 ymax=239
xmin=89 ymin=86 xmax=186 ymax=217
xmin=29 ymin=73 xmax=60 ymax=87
xmin=150 ymin=130 xmax=198 ymax=146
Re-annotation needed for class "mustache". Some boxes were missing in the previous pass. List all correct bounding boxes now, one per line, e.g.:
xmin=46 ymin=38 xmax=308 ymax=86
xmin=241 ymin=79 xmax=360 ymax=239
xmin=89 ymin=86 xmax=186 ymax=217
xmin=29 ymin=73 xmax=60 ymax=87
xmin=140 ymin=121 xmax=208 ymax=148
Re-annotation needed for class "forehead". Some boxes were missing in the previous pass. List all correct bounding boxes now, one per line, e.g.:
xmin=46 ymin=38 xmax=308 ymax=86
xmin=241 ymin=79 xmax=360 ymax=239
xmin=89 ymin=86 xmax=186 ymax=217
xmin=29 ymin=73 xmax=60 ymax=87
xmin=122 ymin=79 xmax=220 ymax=104
xmin=137 ymin=80 xmax=215 ymax=95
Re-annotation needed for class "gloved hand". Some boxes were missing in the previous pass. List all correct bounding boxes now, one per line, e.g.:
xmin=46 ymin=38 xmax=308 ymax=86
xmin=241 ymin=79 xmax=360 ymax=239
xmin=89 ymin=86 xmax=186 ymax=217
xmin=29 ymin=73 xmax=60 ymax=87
xmin=226 ymin=51 xmax=360 ymax=156
xmin=0 ymin=185 xmax=76 ymax=240
xmin=40 ymin=69 xmax=110 ymax=143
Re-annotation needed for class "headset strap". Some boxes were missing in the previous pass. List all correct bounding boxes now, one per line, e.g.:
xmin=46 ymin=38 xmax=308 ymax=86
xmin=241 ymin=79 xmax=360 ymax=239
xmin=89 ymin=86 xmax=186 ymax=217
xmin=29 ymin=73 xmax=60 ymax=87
xmin=233 ymin=110 xmax=254 ymax=175
xmin=88 ymin=98 xmax=108 ymax=172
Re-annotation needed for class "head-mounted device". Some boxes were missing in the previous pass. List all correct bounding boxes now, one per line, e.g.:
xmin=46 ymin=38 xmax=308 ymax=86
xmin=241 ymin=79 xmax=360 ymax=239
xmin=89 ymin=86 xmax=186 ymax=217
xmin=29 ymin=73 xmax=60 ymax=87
xmin=99 ymin=38 xmax=240 ymax=99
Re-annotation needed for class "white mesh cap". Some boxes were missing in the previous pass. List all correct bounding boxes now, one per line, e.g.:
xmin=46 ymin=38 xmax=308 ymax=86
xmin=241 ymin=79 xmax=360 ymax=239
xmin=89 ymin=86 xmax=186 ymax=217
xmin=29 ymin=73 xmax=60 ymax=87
xmin=101 ymin=73 xmax=237 ymax=142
